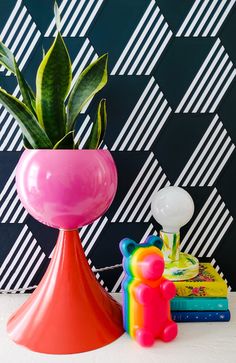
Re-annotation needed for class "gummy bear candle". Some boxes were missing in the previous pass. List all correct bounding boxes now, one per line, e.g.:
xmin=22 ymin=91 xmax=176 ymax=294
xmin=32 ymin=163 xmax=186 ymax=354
xmin=120 ymin=235 xmax=178 ymax=347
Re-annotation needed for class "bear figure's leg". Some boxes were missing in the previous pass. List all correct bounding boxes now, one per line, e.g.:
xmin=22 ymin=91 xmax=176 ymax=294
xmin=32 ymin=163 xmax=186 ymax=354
xmin=136 ymin=328 xmax=155 ymax=347
xmin=161 ymin=321 xmax=178 ymax=342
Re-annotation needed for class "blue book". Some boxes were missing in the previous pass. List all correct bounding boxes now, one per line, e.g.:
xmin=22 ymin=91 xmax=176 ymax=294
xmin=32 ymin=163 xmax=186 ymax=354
xmin=171 ymin=297 xmax=228 ymax=311
xmin=171 ymin=310 xmax=230 ymax=322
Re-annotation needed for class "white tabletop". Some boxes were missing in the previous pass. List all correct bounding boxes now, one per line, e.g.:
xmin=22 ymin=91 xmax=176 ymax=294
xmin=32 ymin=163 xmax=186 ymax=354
xmin=0 ymin=293 xmax=235 ymax=363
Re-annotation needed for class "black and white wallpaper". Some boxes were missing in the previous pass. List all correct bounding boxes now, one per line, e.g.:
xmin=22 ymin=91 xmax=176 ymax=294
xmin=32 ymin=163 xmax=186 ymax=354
xmin=0 ymin=0 xmax=235 ymax=292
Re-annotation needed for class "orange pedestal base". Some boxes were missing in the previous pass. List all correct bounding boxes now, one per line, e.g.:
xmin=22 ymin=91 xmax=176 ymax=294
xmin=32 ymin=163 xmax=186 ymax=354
xmin=7 ymin=230 xmax=124 ymax=354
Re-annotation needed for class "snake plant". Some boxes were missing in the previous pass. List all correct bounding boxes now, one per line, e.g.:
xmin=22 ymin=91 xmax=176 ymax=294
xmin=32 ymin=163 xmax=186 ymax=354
xmin=0 ymin=3 xmax=108 ymax=149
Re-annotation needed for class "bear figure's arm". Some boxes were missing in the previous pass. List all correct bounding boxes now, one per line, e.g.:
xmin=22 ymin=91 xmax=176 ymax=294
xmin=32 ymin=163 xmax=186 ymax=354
xmin=133 ymin=283 xmax=154 ymax=305
xmin=160 ymin=279 xmax=176 ymax=300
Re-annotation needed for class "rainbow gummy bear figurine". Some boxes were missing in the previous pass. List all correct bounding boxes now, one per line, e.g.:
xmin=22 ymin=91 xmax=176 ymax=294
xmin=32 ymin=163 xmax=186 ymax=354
xmin=120 ymin=235 xmax=178 ymax=347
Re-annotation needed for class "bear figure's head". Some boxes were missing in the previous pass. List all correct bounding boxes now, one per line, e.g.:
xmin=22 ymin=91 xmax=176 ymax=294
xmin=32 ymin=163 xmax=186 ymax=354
xmin=120 ymin=236 xmax=164 ymax=282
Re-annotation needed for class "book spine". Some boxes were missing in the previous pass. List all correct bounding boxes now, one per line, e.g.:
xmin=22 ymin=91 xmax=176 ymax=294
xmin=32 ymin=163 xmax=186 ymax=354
xmin=174 ymin=282 xmax=228 ymax=297
xmin=171 ymin=297 xmax=228 ymax=311
xmin=171 ymin=310 xmax=231 ymax=322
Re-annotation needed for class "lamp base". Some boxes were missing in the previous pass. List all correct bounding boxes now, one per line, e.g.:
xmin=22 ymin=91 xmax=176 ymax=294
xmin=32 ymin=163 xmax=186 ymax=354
xmin=164 ymin=252 xmax=199 ymax=281
xmin=7 ymin=230 xmax=124 ymax=354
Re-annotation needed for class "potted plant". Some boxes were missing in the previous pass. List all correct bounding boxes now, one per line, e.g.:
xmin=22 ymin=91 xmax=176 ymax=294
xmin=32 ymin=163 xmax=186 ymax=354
xmin=0 ymin=4 xmax=123 ymax=354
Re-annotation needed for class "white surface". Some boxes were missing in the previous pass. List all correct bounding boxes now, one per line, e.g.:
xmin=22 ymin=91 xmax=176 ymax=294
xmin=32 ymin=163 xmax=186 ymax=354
xmin=0 ymin=293 xmax=236 ymax=363
xmin=151 ymin=186 xmax=194 ymax=233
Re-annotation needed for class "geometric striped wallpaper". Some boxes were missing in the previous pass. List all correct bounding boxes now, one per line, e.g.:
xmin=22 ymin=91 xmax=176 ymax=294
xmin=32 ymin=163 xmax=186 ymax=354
xmin=0 ymin=0 xmax=235 ymax=293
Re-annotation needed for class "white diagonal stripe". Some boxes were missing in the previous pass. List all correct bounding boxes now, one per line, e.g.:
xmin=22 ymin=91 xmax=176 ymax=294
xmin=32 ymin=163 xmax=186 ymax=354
xmin=111 ymin=77 xmax=155 ymax=150
xmin=198 ymin=209 xmax=230 ymax=257
xmin=17 ymin=29 xmax=41 ymax=71
xmin=193 ymin=0 xmax=219 ymax=37
xmin=192 ymin=201 xmax=225 ymax=256
xmin=202 ymin=0 xmax=227 ymax=36
xmin=191 ymin=129 xmax=227 ymax=186
xmin=184 ymin=194 xmax=221 ymax=254
xmin=184 ymin=46 xmax=225 ymax=113
xmin=201 ymin=61 xmax=234 ymax=112
xmin=71 ymin=0 xmax=96 ymax=37
xmin=74 ymin=115 xmax=91 ymax=144
xmin=81 ymin=217 xmax=102 ymax=247
xmin=0 ymin=185 xmax=16 ymax=218
xmin=0 ymin=230 xmax=32 ymax=287
xmin=1 ymin=194 xmax=19 ymax=223
xmin=0 ymin=121 xmax=19 ymax=150
xmin=0 ymin=225 xmax=28 ymax=275
xmin=13 ymin=246 xmax=41 ymax=291
xmin=145 ymin=30 xmax=172 ymax=75
xmin=120 ymin=159 xmax=159 ymax=222
xmin=175 ymin=39 xmax=220 ymax=113
xmin=181 ymin=189 xmax=217 ymax=250
xmin=79 ymin=124 xmax=93 ymax=148
xmin=0 ymin=168 xmax=16 ymax=201
xmin=8 ymin=14 xmax=31 ymax=54
xmin=127 ymin=91 xmax=163 ymax=150
xmin=120 ymin=7 xmax=160 ymax=75
xmin=136 ymin=174 xmax=168 ymax=223
xmin=192 ymin=53 xmax=229 ymax=112
xmin=80 ymin=0 xmax=104 ymax=36
xmin=5 ymin=238 xmax=37 ymax=290
xmin=144 ymin=107 xmax=172 ymax=150
xmin=71 ymin=38 xmax=90 ymax=71
xmin=111 ymin=271 xmax=124 ymax=293
xmin=176 ymin=0 xmax=201 ymax=36
xmin=20 ymin=253 xmax=45 ymax=293
xmin=7 ymin=128 xmax=22 ymax=151
xmin=185 ymin=0 xmax=210 ymax=36
xmin=85 ymin=217 xmax=108 ymax=256
xmin=209 ymin=144 xmax=235 ymax=185
xmin=18 ymin=210 xmax=27 ymax=223
xmin=136 ymin=99 xmax=167 ymax=150
xmin=111 ymin=153 xmax=154 ymax=222
xmin=111 ymin=0 xmax=155 ymax=75
xmin=3 ymin=7 xmax=26 ymax=47
xmin=128 ymin=14 xmax=164 ymax=75
xmin=120 ymin=84 xmax=159 ymax=150
xmin=207 ymin=216 xmax=233 ymax=257
xmin=210 ymin=69 xmax=236 ymax=112
xmin=58 ymin=0 xmax=79 ymax=36
xmin=135 ymin=21 xmax=168 ymax=75
xmin=127 ymin=166 xmax=162 ymax=222
xmin=200 ymin=136 xmax=232 ymax=186
xmin=0 ymin=0 xmax=22 ymax=40
xmin=140 ymin=224 xmax=156 ymax=244
xmin=211 ymin=0 xmax=236 ymax=36
xmin=10 ymin=202 xmax=25 ymax=223
xmin=182 ymin=122 xmax=223 ymax=186
xmin=62 ymin=0 xmax=87 ymax=36
xmin=174 ymin=115 xmax=218 ymax=185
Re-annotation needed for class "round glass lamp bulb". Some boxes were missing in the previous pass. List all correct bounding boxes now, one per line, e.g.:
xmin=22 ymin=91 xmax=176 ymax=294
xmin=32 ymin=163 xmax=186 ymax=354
xmin=151 ymin=186 xmax=194 ymax=233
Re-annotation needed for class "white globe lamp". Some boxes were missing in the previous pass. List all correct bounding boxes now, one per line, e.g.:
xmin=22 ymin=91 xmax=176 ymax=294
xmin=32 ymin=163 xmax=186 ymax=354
xmin=151 ymin=186 xmax=199 ymax=281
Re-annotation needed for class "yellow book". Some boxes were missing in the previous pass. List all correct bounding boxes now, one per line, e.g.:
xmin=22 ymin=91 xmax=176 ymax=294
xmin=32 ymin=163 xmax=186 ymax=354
xmin=174 ymin=263 xmax=228 ymax=297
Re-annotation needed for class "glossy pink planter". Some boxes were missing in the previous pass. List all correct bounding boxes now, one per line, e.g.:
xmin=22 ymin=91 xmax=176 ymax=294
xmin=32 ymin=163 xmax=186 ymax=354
xmin=7 ymin=150 xmax=124 ymax=354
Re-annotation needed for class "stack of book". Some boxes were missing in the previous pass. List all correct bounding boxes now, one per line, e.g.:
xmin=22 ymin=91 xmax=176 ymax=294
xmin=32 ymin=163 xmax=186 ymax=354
xmin=171 ymin=263 xmax=230 ymax=322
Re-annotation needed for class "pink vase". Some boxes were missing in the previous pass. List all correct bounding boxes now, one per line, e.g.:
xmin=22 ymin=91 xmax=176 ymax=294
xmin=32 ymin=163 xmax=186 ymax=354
xmin=7 ymin=150 xmax=124 ymax=354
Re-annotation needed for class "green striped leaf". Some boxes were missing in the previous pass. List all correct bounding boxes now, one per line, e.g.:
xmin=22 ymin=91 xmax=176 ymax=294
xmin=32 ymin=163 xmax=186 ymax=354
xmin=67 ymin=54 xmax=108 ymax=132
xmin=14 ymin=59 xmax=36 ymax=116
xmin=0 ymin=88 xmax=53 ymax=149
xmin=53 ymin=131 xmax=74 ymax=149
xmin=0 ymin=41 xmax=15 ymax=74
xmin=84 ymin=99 xmax=107 ymax=149
xmin=36 ymin=32 xmax=72 ymax=145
